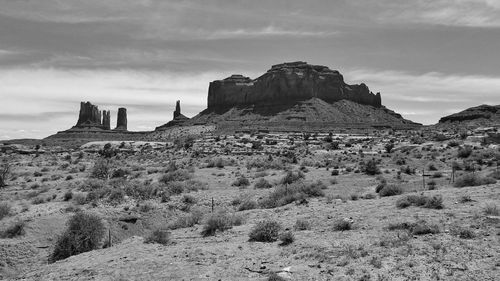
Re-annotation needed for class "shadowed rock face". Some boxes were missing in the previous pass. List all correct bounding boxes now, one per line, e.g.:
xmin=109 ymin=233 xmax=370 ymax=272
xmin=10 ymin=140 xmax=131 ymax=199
xmin=207 ymin=61 xmax=382 ymax=113
xmin=76 ymin=102 xmax=102 ymax=127
xmin=102 ymin=110 xmax=111 ymax=130
xmin=115 ymin=108 xmax=127 ymax=131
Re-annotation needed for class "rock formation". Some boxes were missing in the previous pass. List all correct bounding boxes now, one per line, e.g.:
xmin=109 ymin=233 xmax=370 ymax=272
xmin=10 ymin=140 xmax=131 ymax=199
xmin=102 ymin=110 xmax=111 ymax=130
xmin=155 ymin=100 xmax=190 ymax=130
xmin=115 ymin=108 xmax=128 ymax=131
xmin=76 ymin=102 xmax=102 ymax=128
xmin=439 ymin=105 xmax=500 ymax=123
xmin=207 ymin=61 xmax=381 ymax=113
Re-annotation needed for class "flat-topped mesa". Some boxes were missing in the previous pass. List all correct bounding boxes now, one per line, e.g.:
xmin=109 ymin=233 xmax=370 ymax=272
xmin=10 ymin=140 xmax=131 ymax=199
xmin=114 ymin=108 xmax=128 ymax=131
xmin=207 ymin=61 xmax=382 ymax=113
xmin=76 ymin=102 xmax=103 ymax=128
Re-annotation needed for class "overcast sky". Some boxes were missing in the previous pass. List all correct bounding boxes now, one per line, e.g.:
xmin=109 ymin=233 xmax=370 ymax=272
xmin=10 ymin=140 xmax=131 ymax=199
xmin=1 ymin=0 xmax=500 ymax=139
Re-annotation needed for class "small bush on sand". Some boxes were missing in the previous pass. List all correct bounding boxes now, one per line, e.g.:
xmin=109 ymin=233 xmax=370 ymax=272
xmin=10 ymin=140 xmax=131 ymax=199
xmin=1 ymin=221 xmax=26 ymax=238
xmin=454 ymin=174 xmax=496 ymax=187
xmin=259 ymin=181 xmax=324 ymax=208
xmin=363 ymin=159 xmax=380 ymax=175
xmin=411 ymin=221 xmax=440 ymax=235
xmin=280 ymin=170 xmax=304 ymax=185
xmin=63 ymin=191 xmax=73 ymax=201
xmin=254 ymin=178 xmax=272 ymax=189
xmin=279 ymin=231 xmax=294 ymax=246
xmin=0 ymin=201 xmax=12 ymax=220
xmin=90 ymin=159 xmax=112 ymax=179
xmin=267 ymin=272 xmax=287 ymax=281
xmin=201 ymin=211 xmax=236 ymax=237
xmin=333 ymin=219 xmax=353 ymax=231
xmin=168 ymin=209 xmax=204 ymax=230
xmin=396 ymin=194 xmax=444 ymax=209
xmin=144 ymin=229 xmax=171 ymax=245
xmin=294 ymin=219 xmax=310 ymax=230
xmin=457 ymin=146 xmax=473 ymax=158
xmin=238 ymin=198 xmax=258 ymax=211
xmin=50 ymin=212 xmax=105 ymax=262
xmin=159 ymin=170 xmax=192 ymax=184
xmin=249 ymin=220 xmax=281 ymax=242
xmin=379 ymin=185 xmax=403 ymax=197
xmin=232 ymin=176 xmax=250 ymax=187
xmin=484 ymin=203 xmax=499 ymax=216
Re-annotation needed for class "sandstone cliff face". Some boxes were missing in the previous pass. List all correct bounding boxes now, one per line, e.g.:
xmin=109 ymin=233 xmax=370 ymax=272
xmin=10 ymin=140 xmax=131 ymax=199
xmin=207 ymin=62 xmax=381 ymax=113
xmin=102 ymin=110 xmax=111 ymax=130
xmin=76 ymin=102 xmax=102 ymax=127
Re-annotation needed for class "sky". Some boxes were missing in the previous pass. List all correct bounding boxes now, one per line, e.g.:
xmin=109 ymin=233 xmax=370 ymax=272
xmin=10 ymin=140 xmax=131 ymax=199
xmin=1 ymin=0 xmax=500 ymax=139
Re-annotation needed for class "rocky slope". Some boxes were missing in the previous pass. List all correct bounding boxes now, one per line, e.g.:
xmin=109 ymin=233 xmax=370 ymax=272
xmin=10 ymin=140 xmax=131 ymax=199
xmin=439 ymin=104 xmax=500 ymax=125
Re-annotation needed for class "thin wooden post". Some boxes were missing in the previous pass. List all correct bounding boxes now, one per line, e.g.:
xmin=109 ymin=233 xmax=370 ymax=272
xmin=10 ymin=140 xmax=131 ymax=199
xmin=211 ymin=197 xmax=214 ymax=213
xmin=422 ymin=168 xmax=426 ymax=190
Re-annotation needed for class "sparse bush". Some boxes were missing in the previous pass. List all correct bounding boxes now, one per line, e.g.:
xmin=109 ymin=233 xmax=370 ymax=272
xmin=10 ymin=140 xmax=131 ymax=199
xmin=432 ymin=172 xmax=443 ymax=178
xmin=294 ymin=219 xmax=310 ymax=230
xmin=259 ymin=181 xmax=324 ymax=208
xmin=379 ymin=185 xmax=403 ymax=197
xmin=267 ymin=273 xmax=287 ymax=281
xmin=238 ymin=198 xmax=258 ymax=211
xmin=254 ymin=178 xmax=272 ymax=189
xmin=31 ymin=196 xmax=45 ymax=205
xmin=333 ymin=219 xmax=352 ymax=231
xmin=181 ymin=194 xmax=197 ymax=205
xmin=385 ymin=143 xmax=395 ymax=153
xmin=98 ymin=143 xmax=118 ymax=158
xmin=159 ymin=170 xmax=192 ymax=184
xmin=280 ymin=170 xmax=305 ymax=185
xmin=363 ymin=159 xmax=380 ymax=175
xmin=411 ymin=221 xmax=440 ymax=235
xmin=63 ymin=191 xmax=73 ymax=201
xmin=168 ymin=209 xmax=204 ymax=230
xmin=331 ymin=169 xmax=339 ymax=176
xmin=107 ymin=189 xmax=125 ymax=204
xmin=90 ymin=159 xmax=112 ymax=180
xmin=396 ymin=194 xmax=444 ymax=209
xmin=484 ymin=203 xmax=499 ymax=216
xmin=279 ymin=231 xmax=294 ymax=246
xmin=456 ymin=228 xmax=475 ymax=239
xmin=50 ymin=212 xmax=105 ymax=262
xmin=144 ymin=229 xmax=171 ymax=245
xmin=111 ymin=168 xmax=130 ymax=179
xmin=232 ymin=176 xmax=250 ymax=187
xmin=0 ymin=201 xmax=12 ymax=220
xmin=459 ymin=195 xmax=472 ymax=203
xmin=248 ymin=220 xmax=281 ymax=242
xmin=457 ymin=146 xmax=473 ymax=158
xmin=73 ymin=193 xmax=87 ymax=205
xmin=1 ymin=221 xmax=25 ymax=238
xmin=454 ymin=174 xmax=496 ymax=187
xmin=201 ymin=211 xmax=235 ymax=237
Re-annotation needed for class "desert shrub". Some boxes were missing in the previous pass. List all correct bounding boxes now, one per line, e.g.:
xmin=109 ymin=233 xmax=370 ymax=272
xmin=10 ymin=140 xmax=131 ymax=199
xmin=454 ymin=174 xmax=496 ymax=187
xmin=144 ymin=229 xmax=171 ymax=245
xmin=65 ymin=175 xmax=74 ymax=181
xmin=385 ymin=143 xmax=395 ymax=153
xmin=427 ymin=180 xmax=437 ymax=190
xmin=432 ymin=172 xmax=443 ymax=178
xmin=168 ymin=209 xmax=203 ymax=230
xmin=181 ymin=194 xmax=197 ymax=205
xmin=411 ymin=221 xmax=440 ymax=235
xmin=248 ymin=220 xmax=281 ymax=242
xmin=363 ymin=193 xmax=376 ymax=200
xmin=387 ymin=221 xmax=415 ymax=231
xmin=31 ymin=196 xmax=45 ymax=205
xmin=246 ymin=157 xmax=286 ymax=171
xmin=90 ymin=159 xmax=112 ymax=180
xmin=238 ymin=198 xmax=258 ymax=211
xmin=333 ymin=219 xmax=352 ymax=231
xmin=254 ymin=178 xmax=272 ymax=189
xmin=232 ymin=176 xmax=250 ymax=187
xmin=363 ymin=159 xmax=380 ymax=175
xmin=484 ymin=203 xmax=499 ymax=216
xmin=459 ymin=195 xmax=472 ymax=203
xmin=63 ymin=191 xmax=73 ymax=201
xmin=279 ymin=231 xmax=294 ymax=246
xmin=159 ymin=170 xmax=192 ymax=184
xmin=457 ymin=146 xmax=473 ymax=158
xmin=98 ymin=143 xmax=118 ymax=158
xmin=259 ymin=181 xmax=324 ymax=208
xmin=207 ymin=157 xmax=225 ymax=168
xmin=166 ymin=182 xmax=185 ymax=195
xmin=280 ymin=170 xmax=305 ymax=185
xmin=0 ymin=201 xmax=12 ymax=220
xmin=397 ymin=194 xmax=444 ymax=209
xmin=50 ymin=212 xmax=105 ymax=262
xmin=294 ymin=219 xmax=310 ymax=230
xmin=331 ymin=169 xmax=340 ymax=176
xmin=201 ymin=211 xmax=235 ymax=237
xmin=379 ymin=185 xmax=403 ymax=197
xmin=138 ymin=202 xmax=155 ymax=212
xmin=455 ymin=228 xmax=475 ymax=239
xmin=111 ymin=168 xmax=130 ymax=179
xmin=124 ymin=182 xmax=163 ymax=200
xmin=183 ymin=180 xmax=208 ymax=192
xmin=1 ymin=221 xmax=26 ymax=238
xmin=73 ymin=193 xmax=87 ymax=205
xmin=107 ymin=189 xmax=125 ymax=204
